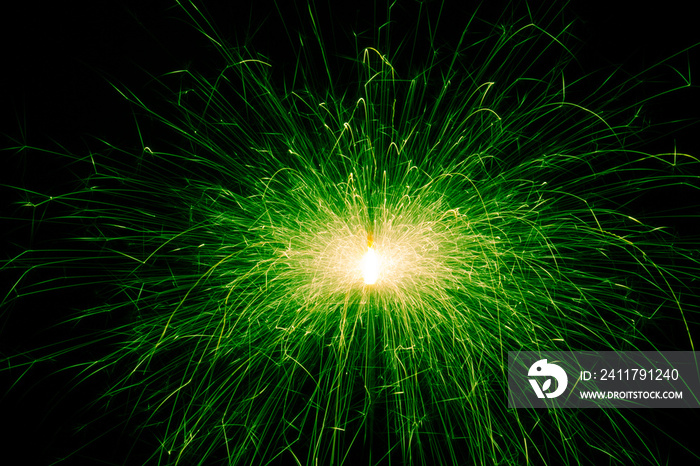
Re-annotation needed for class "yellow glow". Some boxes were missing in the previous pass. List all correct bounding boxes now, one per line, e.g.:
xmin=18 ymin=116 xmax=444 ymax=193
xmin=360 ymin=246 xmax=380 ymax=285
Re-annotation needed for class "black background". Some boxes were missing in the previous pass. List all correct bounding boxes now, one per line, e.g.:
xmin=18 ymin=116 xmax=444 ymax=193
xmin=2 ymin=1 xmax=699 ymax=464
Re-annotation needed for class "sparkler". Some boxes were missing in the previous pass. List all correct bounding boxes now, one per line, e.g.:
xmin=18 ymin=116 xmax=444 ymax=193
xmin=2 ymin=1 xmax=699 ymax=465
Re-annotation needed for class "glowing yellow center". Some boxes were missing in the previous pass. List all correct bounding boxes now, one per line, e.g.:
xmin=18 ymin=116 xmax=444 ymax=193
xmin=360 ymin=246 xmax=380 ymax=285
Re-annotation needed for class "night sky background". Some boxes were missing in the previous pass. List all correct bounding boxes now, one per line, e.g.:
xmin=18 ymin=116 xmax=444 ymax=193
xmin=2 ymin=1 xmax=699 ymax=464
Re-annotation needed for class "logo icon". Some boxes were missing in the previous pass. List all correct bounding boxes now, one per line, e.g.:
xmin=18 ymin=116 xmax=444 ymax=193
xmin=528 ymin=359 xmax=568 ymax=398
